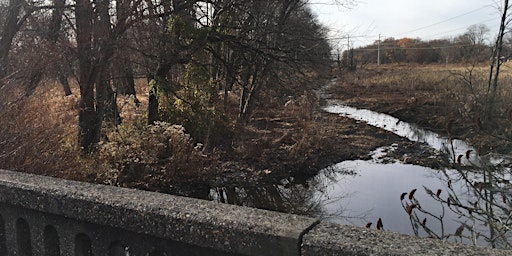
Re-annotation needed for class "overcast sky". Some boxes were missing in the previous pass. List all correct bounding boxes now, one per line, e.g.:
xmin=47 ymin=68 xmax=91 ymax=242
xmin=309 ymin=0 xmax=504 ymax=49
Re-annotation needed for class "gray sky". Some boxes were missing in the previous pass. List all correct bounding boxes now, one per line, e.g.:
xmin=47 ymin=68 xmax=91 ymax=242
xmin=309 ymin=0 xmax=504 ymax=49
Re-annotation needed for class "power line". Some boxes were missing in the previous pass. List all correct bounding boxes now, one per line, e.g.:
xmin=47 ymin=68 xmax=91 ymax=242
xmin=424 ymin=18 xmax=496 ymax=39
xmin=392 ymin=4 xmax=493 ymax=38
xmin=352 ymin=42 xmax=483 ymax=52
xmin=318 ymin=2 xmax=499 ymax=51
xmin=353 ymin=14 xmax=499 ymax=49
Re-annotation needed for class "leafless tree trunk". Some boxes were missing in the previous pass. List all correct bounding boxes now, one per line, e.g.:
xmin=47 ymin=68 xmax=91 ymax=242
xmin=75 ymin=0 xmax=137 ymax=152
xmin=0 ymin=0 xmax=31 ymax=78
xmin=49 ymin=0 xmax=72 ymax=96
xmin=486 ymin=0 xmax=510 ymax=121
xmin=75 ymin=0 xmax=98 ymax=152
xmin=112 ymin=61 xmax=136 ymax=96
xmin=148 ymin=62 xmax=173 ymax=125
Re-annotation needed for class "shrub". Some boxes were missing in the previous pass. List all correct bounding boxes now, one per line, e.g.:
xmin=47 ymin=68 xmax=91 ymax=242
xmin=98 ymin=121 xmax=206 ymax=187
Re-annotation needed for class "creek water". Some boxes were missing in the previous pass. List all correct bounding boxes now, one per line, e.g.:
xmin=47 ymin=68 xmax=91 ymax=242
xmin=323 ymin=101 xmax=475 ymax=162
xmin=205 ymin=81 xmax=510 ymax=247
xmin=210 ymin=103 xmax=510 ymax=247
xmin=209 ymin=140 xmax=473 ymax=243
xmin=316 ymin=102 xmax=460 ymax=230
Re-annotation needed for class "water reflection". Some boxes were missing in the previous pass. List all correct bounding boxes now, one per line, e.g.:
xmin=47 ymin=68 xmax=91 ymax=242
xmin=205 ymin=158 xmax=511 ymax=247
xmin=201 ymin=97 xmax=512 ymax=248
xmin=405 ymin=162 xmax=512 ymax=248
xmin=208 ymin=169 xmax=353 ymax=218
xmin=323 ymin=101 xmax=475 ymax=163
xmin=319 ymin=102 xmax=512 ymax=247
xmin=205 ymin=148 xmax=459 ymax=231
xmin=315 ymin=161 xmax=447 ymax=231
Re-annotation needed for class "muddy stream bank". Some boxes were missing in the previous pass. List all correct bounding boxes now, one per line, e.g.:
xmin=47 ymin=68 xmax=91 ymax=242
xmin=176 ymin=78 xmax=504 ymax=246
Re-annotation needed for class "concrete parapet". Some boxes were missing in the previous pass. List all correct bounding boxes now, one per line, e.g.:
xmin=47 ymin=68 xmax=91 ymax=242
xmin=0 ymin=169 xmax=510 ymax=255
xmin=302 ymin=222 xmax=510 ymax=256
xmin=0 ymin=169 xmax=317 ymax=255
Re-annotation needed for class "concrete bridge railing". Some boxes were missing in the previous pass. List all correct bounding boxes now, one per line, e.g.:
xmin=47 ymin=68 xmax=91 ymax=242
xmin=0 ymin=169 xmax=509 ymax=255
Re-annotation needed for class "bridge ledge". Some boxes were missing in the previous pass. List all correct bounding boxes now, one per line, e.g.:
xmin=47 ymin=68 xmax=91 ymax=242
xmin=0 ymin=169 xmax=509 ymax=255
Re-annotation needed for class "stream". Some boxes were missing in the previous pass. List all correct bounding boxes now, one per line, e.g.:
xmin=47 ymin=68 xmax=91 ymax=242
xmin=209 ymin=87 xmax=512 ymax=246
xmin=317 ymin=103 xmax=511 ymax=246
xmin=208 ymin=105 xmax=475 ymax=242
xmin=205 ymin=80 xmax=512 ymax=247
xmin=323 ymin=101 xmax=474 ymax=163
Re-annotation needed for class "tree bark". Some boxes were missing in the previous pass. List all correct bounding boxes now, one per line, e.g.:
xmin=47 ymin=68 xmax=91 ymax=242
xmin=113 ymin=0 xmax=137 ymax=97
xmin=148 ymin=62 xmax=173 ymax=124
xmin=49 ymin=0 xmax=72 ymax=96
xmin=148 ymin=85 xmax=159 ymax=125
xmin=112 ymin=60 xmax=137 ymax=96
xmin=95 ymin=0 xmax=121 ymax=128
xmin=58 ymin=73 xmax=72 ymax=96
xmin=76 ymin=0 xmax=99 ymax=152
xmin=0 ymin=0 xmax=29 ymax=78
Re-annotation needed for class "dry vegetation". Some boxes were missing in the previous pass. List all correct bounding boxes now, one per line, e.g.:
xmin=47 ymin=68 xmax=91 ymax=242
xmin=0 ymin=80 xmax=80 ymax=178
xmin=4 ymin=63 xmax=509 ymax=193
xmin=332 ymin=63 xmax=512 ymax=155
xmin=0 ymin=76 xmax=405 ymax=192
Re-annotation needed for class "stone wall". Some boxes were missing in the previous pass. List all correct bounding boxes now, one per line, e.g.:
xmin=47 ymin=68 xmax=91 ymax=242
xmin=0 ymin=169 xmax=509 ymax=255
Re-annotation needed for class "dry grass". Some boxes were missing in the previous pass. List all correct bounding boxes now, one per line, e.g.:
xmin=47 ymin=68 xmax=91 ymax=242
xmin=0 ymin=79 xmax=208 ymax=188
xmin=334 ymin=63 xmax=512 ymax=154
xmin=0 ymin=80 xmax=82 ymax=179
xmin=0 ymin=75 xmax=337 ymax=188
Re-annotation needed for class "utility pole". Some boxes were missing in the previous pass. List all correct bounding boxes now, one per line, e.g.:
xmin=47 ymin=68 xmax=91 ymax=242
xmin=347 ymin=35 xmax=350 ymax=67
xmin=377 ymin=34 xmax=381 ymax=65
xmin=347 ymin=35 xmax=355 ymax=70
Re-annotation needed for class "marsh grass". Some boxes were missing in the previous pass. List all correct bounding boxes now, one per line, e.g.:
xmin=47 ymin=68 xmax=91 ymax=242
xmin=340 ymin=63 xmax=512 ymax=153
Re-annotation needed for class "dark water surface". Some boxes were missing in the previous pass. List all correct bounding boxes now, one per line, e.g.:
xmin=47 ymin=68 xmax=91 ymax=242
xmin=210 ymin=98 xmax=512 ymax=247
xmin=199 ymin=82 xmax=512 ymax=247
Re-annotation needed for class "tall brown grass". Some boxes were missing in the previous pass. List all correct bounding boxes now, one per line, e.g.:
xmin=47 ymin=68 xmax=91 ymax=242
xmin=0 ymin=80 xmax=82 ymax=179
xmin=340 ymin=63 xmax=512 ymax=153
xmin=0 ymin=79 xmax=208 ymax=188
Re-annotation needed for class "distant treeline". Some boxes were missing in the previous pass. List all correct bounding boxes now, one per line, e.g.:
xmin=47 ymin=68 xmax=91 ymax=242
xmin=341 ymin=24 xmax=512 ymax=65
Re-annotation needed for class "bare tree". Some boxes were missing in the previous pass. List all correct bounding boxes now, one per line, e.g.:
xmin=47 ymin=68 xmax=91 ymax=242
xmin=0 ymin=0 xmax=33 ymax=79
xmin=47 ymin=0 xmax=72 ymax=96
xmin=487 ymin=0 xmax=511 ymax=119
xmin=75 ymin=0 xmax=134 ymax=152
xmin=2 ymin=0 xmax=334 ymax=153
xmin=402 ymin=0 xmax=512 ymax=248
xmin=201 ymin=0 xmax=331 ymax=123
xmin=454 ymin=24 xmax=491 ymax=63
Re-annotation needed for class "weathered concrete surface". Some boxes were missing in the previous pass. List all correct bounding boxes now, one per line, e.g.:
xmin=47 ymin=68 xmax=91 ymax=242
xmin=0 ymin=169 xmax=318 ymax=256
xmin=1 ymin=169 xmax=512 ymax=255
xmin=302 ymin=222 xmax=511 ymax=256
xmin=1 ymin=203 xmax=235 ymax=256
